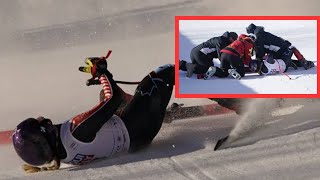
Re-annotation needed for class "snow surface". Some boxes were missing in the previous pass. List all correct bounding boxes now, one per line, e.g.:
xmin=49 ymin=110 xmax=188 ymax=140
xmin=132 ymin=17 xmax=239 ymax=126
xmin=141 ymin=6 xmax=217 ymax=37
xmin=1 ymin=0 xmax=320 ymax=180
xmin=179 ymin=20 xmax=317 ymax=94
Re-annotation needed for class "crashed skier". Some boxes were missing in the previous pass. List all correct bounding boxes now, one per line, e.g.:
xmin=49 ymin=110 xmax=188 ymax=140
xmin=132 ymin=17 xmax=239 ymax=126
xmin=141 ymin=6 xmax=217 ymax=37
xmin=179 ymin=31 xmax=238 ymax=78
xmin=249 ymin=52 xmax=315 ymax=76
xmin=249 ymin=53 xmax=287 ymax=75
xmin=12 ymin=53 xmax=175 ymax=173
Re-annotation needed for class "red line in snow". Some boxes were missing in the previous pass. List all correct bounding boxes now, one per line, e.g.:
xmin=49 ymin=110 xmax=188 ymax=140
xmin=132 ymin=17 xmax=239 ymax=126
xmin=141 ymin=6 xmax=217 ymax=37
xmin=0 ymin=130 xmax=13 ymax=145
xmin=0 ymin=104 xmax=234 ymax=145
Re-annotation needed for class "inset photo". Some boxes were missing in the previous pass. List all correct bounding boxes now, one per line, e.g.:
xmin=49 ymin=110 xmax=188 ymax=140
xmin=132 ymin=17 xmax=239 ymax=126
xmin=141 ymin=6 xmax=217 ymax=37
xmin=175 ymin=16 xmax=319 ymax=98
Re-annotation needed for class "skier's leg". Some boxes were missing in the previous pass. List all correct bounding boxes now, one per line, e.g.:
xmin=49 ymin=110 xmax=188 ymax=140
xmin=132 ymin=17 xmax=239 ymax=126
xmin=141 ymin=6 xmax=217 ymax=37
xmin=215 ymin=53 xmax=244 ymax=79
xmin=120 ymin=64 xmax=174 ymax=151
xmin=190 ymin=46 xmax=214 ymax=67
xmin=187 ymin=47 xmax=214 ymax=76
xmin=229 ymin=57 xmax=245 ymax=78
xmin=281 ymin=47 xmax=295 ymax=72
xmin=291 ymin=46 xmax=314 ymax=70
xmin=280 ymin=46 xmax=314 ymax=71
xmin=205 ymin=53 xmax=230 ymax=79
xmin=292 ymin=46 xmax=304 ymax=60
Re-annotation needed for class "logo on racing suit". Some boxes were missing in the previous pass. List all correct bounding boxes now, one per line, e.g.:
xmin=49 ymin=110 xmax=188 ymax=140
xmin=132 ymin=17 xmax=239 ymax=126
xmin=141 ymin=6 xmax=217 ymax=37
xmin=69 ymin=154 xmax=95 ymax=165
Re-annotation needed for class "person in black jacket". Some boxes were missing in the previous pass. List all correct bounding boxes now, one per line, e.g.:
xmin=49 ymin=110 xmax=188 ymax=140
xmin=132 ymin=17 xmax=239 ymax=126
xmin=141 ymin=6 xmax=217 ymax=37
xmin=179 ymin=31 xmax=238 ymax=78
xmin=246 ymin=23 xmax=314 ymax=72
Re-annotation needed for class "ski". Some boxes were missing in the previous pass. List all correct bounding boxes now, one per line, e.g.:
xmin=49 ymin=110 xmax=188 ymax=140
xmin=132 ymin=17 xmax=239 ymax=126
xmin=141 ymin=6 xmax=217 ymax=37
xmin=214 ymin=136 xmax=229 ymax=151
xmin=164 ymin=103 xmax=233 ymax=123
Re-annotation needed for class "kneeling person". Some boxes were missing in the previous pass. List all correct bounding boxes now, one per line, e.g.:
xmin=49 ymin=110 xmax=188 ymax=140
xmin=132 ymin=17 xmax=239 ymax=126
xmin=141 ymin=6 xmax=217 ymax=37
xmin=204 ymin=34 xmax=255 ymax=80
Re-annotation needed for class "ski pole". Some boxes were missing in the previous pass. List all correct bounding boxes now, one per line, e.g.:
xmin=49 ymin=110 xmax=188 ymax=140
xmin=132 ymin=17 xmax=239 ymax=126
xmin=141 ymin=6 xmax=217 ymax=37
xmin=86 ymin=79 xmax=140 ymax=86
xmin=276 ymin=59 xmax=292 ymax=80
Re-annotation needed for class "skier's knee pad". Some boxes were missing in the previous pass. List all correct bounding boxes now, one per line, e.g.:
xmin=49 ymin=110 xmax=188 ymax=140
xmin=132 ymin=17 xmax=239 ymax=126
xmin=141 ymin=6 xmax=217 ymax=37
xmin=154 ymin=64 xmax=175 ymax=86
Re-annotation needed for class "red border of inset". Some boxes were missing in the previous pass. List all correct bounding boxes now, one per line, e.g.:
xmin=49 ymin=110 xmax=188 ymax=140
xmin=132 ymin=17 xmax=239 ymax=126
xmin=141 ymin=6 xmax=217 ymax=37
xmin=175 ymin=16 xmax=320 ymax=98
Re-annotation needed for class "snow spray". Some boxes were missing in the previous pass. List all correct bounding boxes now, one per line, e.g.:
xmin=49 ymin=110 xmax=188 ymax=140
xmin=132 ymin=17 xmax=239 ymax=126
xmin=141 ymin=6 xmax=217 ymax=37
xmin=226 ymin=98 xmax=280 ymax=143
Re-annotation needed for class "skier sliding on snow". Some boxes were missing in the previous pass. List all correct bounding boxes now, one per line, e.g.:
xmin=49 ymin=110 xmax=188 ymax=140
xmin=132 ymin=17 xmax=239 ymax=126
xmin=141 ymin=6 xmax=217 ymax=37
xmin=179 ymin=31 xmax=238 ymax=78
xmin=12 ymin=53 xmax=175 ymax=173
xmin=249 ymin=52 xmax=314 ymax=76
xmin=249 ymin=53 xmax=287 ymax=75
xmin=204 ymin=34 xmax=255 ymax=80
xmin=246 ymin=23 xmax=314 ymax=72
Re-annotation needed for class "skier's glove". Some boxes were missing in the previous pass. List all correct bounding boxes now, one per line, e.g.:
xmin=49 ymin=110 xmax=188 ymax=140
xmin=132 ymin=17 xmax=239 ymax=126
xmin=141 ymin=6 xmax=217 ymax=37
xmin=78 ymin=51 xmax=114 ymax=86
xmin=79 ymin=57 xmax=110 ymax=77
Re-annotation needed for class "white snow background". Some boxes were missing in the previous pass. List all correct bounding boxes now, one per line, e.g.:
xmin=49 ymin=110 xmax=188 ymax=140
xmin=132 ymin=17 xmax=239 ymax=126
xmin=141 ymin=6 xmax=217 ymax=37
xmin=179 ymin=20 xmax=317 ymax=94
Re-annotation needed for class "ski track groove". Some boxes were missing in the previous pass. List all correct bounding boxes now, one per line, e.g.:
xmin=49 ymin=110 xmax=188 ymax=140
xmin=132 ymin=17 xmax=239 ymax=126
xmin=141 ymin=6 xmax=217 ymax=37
xmin=169 ymin=156 xmax=217 ymax=180
xmin=169 ymin=157 xmax=195 ymax=180
xmin=284 ymin=119 xmax=320 ymax=130
xmin=220 ymin=164 xmax=245 ymax=178
xmin=192 ymin=162 xmax=217 ymax=180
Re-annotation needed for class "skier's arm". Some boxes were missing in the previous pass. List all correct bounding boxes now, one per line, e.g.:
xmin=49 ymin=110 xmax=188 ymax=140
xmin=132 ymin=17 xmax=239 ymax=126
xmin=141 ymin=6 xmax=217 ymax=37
xmin=244 ymin=44 xmax=254 ymax=66
xmin=254 ymin=39 xmax=265 ymax=60
xmin=215 ymin=41 xmax=226 ymax=60
xmin=70 ymin=69 xmax=122 ymax=143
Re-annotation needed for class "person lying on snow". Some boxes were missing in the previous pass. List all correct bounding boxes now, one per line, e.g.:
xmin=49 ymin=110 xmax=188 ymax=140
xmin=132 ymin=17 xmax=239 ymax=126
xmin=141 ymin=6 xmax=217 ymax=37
xmin=246 ymin=23 xmax=314 ymax=72
xmin=12 ymin=56 xmax=175 ymax=173
xmin=179 ymin=31 xmax=238 ymax=78
xmin=248 ymin=53 xmax=309 ymax=75
xmin=204 ymin=34 xmax=255 ymax=80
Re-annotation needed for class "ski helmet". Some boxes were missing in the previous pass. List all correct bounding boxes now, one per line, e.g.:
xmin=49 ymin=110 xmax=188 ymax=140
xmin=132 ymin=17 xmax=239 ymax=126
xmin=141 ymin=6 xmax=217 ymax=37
xmin=12 ymin=118 xmax=57 ymax=166
xmin=229 ymin=32 xmax=238 ymax=41
xmin=246 ymin=23 xmax=257 ymax=34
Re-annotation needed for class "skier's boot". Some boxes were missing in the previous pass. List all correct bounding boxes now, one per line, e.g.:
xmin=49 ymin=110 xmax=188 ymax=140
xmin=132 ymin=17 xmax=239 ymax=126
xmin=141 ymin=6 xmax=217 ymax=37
xmin=228 ymin=69 xmax=242 ymax=80
xmin=301 ymin=58 xmax=314 ymax=70
xmin=204 ymin=66 xmax=217 ymax=80
xmin=179 ymin=60 xmax=187 ymax=71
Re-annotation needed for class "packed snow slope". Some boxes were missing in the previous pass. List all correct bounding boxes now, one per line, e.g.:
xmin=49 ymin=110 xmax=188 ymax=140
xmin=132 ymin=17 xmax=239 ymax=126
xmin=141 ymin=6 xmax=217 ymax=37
xmin=179 ymin=20 xmax=317 ymax=94
xmin=1 ymin=0 xmax=320 ymax=179
xmin=2 ymin=100 xmax=320 ymax=180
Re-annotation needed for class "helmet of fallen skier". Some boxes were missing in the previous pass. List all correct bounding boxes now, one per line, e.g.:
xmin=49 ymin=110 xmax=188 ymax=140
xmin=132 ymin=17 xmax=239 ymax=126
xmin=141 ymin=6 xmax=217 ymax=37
xmin=12 ymin=117 xmax=58 ymax=166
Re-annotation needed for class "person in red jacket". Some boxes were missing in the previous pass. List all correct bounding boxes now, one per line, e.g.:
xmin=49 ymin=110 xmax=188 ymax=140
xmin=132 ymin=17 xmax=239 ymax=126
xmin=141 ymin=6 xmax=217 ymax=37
xmin=204 ymin=34 xmax=255 ymax=80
